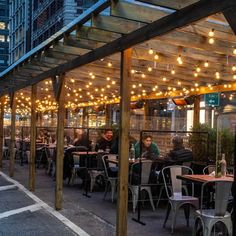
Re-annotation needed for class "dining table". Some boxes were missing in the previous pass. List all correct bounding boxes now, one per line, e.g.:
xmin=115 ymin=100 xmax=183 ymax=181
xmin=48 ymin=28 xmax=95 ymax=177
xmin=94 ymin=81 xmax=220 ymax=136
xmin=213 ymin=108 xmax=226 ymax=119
xmin=177 ymin=174 xmax=234 ymax=183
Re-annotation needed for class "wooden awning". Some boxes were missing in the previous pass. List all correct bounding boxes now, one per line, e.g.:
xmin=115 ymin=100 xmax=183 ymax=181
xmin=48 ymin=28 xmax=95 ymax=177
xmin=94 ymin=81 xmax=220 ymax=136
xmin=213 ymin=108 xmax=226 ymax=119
xmin=1 ymin=0 xmax=236 ymax=108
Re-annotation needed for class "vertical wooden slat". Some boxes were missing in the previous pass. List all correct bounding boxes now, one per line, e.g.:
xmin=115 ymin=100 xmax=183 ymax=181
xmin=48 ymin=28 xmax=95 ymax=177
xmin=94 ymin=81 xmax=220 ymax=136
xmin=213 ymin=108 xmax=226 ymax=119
xmin=144 ymin=101 xmax=149 ymax=130
xmin=9 ymin=93 xmax=16 ymax=177
xmin=116 ymin=48 xmax=132 ymax=236
xmin=0 ymin=97 xmax=4 ymax=168
xmin=55 ymin=75 xmax=66 ymax=210
xmin=105 ymin=104 xmax=112 ymax=127
xmin=193 ymin=95 xmax=200 ymax=127
xmin=29 ymin=85 xmax=37 ymax=191
xmin=82 ymin=107 xmax=88 ymax=127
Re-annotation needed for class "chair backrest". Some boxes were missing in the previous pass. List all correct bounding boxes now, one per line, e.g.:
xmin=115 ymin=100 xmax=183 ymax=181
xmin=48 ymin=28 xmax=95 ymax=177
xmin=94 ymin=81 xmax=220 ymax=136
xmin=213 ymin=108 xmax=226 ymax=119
xmin=200 ymin=180 xmax=232 ymax=216
xmin=102 ymin=154 xmax=118 ymax=178
xmin=130 ymin=160 xmax=152 ymax=185
xmin=74 ymin=146 xmax=88 ymax=152
xmin=203 ymin=165 xmax=216 ymax=175
xmin=162 ymin=165 xmax=194 ymax=198
xmin=73 ymin=154 xmax=80 ymax=165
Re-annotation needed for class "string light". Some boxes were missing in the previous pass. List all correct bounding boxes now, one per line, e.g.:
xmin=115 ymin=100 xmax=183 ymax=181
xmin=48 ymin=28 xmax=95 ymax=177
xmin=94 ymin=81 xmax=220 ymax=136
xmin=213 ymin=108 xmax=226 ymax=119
xmin=154 ymin=53 xmax=159 ymax=60
xmin=147 ymin=67 xmax=152 ymax=72
xmin=196 ymin=66 xmax=201 ymax=72
xmin=204 ymin=61 xmax=209 ymax=67
xmin=162 ymin=77 xmax=167 ymax=81
xmin=148 ymin=48 xmax=154 ymax=55
xmin=177 ymin=55 xmax=183 ymax=65
xmin=233 ymin=75 xmax=236 ymax=80
xmin=232 ymin=65 xmax=236 ymax=71
xmin=215 ymin=71 xmax=220 ymax=79
xmin=107 ymin=62 xmax=112 ymax=67
xmin=141 ymin=73 xmax=146 ymax=78
xmin=208 ymin=29 xmax=215 ymax=37
xmin=194 ymin=72 xmax=198 ymax=77
xmin=171 ymin=69 xmax=175 ymax=75
xmin=208 ymin=38 xmax=214 ymax=44
xmin=233 ymin=48 xmax=236 ymax=55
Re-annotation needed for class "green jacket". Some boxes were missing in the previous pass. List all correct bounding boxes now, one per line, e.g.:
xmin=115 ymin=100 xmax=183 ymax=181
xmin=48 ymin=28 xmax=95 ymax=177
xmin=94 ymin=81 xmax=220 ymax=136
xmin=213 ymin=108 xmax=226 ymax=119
xmin=134 ymin=142 xmax=160 ymax=159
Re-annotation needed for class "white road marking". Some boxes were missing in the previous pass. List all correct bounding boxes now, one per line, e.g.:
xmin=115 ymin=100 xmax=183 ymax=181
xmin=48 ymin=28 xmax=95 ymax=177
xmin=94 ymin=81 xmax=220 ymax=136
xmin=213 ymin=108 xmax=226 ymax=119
xmin=0 ymin=171 xmax=90 ymax=236
xmin=0 ymin=185 xmax=16 ymax=191
xmin=0 ymin=203 xmax=44 ymax=220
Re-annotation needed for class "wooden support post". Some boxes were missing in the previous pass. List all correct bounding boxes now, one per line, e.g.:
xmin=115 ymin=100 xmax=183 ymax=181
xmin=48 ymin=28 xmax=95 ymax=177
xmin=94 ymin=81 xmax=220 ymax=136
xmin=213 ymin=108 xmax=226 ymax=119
xmin=116 ymin=48 xmax=132 ymax=236
xmin=53 ymin=75 xmax=66 ymax=210
xmin=0 ymin=97 xmax=4 ymax=168
xmin=82 ymin=107 xmax=88 ymax=127
xmin=105 ymin=104 xmax=112 ymax=127
xmin=9 ymin=93 xmax=16 ymax=177
xmin=29 ymin=85 xmax=37 ymax=191
xmin=144 ymin=101 xmax=149 ymax=130
xmin=193 ymin=95 xmax=200 ymax=127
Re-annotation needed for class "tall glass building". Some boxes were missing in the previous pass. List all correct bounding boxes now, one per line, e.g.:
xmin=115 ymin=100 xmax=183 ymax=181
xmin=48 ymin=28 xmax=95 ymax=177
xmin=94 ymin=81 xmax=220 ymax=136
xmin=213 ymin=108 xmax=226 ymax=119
xmin=8 ymin=0 xmax=97 ymax=64
xmin=0 ymin=0 xmax=9 ymax=72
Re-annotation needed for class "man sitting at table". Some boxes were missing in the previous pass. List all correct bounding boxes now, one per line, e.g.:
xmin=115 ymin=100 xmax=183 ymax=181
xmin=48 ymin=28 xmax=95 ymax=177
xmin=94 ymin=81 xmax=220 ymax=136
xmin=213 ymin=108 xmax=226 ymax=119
xmin=95 ymin=129 xmax=114 ymax=152
xmin=134 ymin=134 xmax=160 ymax=160
xmin=164 ymin=135 xmax=193 ymax=164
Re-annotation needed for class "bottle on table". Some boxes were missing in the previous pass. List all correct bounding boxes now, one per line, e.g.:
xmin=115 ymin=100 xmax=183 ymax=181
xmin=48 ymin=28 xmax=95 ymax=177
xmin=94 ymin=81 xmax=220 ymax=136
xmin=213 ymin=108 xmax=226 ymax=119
xmin=130 ymin=143 xmax=135 ymax=161
xmin=220 ymin=153 xmax=227 ymax=177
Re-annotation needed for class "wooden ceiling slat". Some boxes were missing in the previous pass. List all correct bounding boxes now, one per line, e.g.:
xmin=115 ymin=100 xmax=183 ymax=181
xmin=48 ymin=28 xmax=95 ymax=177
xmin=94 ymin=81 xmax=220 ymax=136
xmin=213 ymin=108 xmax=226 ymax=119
xmin=77 ymin=26 xmax=121 ymax=43
xmin=136 ymin=0 xmax=199 ymax=10
xmin=111 ymin=1 xmax=168 ymax=23
xmin=52 ymin=43 xmax=90 ymax=56
xmin=92 ymin=15 xmax=146 ymax=34
xmin=64 ymin=36 xmax=104 ymax=50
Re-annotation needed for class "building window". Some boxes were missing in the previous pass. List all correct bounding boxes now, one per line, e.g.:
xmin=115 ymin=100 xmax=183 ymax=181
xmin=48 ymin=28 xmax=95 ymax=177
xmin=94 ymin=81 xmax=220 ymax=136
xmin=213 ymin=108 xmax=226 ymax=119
xmin=0 ymin=35 xmax=5 ymax=42
xmin=0 ymin=22 xmax=5 ymax=29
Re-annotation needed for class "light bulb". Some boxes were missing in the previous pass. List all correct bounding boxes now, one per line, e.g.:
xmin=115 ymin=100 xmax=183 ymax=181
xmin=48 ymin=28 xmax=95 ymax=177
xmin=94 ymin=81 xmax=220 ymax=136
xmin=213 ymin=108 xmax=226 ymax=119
xmin=232 ymin=65 xmax=236 ymax=71
xmin=171 ymin=69 xmax=175 ymax=75
xmin=148 ymin=67 xmax=152 ymax=72
xmin=196 ymin=67 xmax=201 ymax=72
xmin=162 ymin=77 xmax=167 ymax=81
xmin=208 ymin=29 xmax=215 ymax=37
xmin=204 ymin=61 xmax=209 ymax=67
xmin=131 ymin=69 xmax=135 ymax=74
xmin=148 ymin=48 xmax=154 ymax=55
xmin=154 ymin=53 xmax=159 ymax=60
xmin=233 ymin=48 xmax=236 ymax=54
xmin=141 ymin=73 xmax=146 ymax=78
xmin=194 ymin=72 xmax=198 ymax=77
xmin=209 ymin=38 xmax=214 ymax=44
xmin=107 ymin=62 xmax=112 ymax=67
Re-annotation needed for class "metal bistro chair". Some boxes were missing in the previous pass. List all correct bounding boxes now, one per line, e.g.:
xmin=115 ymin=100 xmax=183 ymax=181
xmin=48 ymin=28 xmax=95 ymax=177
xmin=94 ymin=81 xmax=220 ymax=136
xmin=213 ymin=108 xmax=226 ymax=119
xmin=203 ymin=165 xmax=216 ymax=175
xmin=193 ymin=180 xmax=232 ymax=236
xmin=129 ymin=160 xmax=155 ymax=213
xmin=102 ymin=154 xmax=118 ymax=203
xmin=162 ymin=165 xmax=199 ymax=234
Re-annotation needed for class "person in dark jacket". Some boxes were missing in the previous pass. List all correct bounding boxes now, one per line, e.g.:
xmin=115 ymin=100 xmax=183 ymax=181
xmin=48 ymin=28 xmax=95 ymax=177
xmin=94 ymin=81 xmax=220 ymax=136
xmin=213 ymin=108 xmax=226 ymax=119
xmin=95 ymin=129 xmax=114 ymax=152
xmin=165 ymin=135 xmax=193 ymax=164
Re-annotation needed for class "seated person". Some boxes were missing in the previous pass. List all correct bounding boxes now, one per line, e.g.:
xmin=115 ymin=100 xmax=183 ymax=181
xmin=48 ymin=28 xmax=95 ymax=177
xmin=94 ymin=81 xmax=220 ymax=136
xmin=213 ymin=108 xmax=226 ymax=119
xmin=134 ymin=134 xmax=160 ymax=160
xmin=164 ymin=135 xmax=193 ymax=164
xmin=73 ymin=129 xmax=89 ymax=148
xmin=95 ymin=129 xmax=114 ymax=152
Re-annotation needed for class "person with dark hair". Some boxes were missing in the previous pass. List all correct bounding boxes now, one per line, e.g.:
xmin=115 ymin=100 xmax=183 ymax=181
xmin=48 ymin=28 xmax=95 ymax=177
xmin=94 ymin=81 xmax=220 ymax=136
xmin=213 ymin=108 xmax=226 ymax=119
xmin=134 ymin=134 xmax=160 ymax=160
xmin=165 ymin=135 xmax=193 ymax=164
xmin=95 ymin=129 xmax=114 ymax=152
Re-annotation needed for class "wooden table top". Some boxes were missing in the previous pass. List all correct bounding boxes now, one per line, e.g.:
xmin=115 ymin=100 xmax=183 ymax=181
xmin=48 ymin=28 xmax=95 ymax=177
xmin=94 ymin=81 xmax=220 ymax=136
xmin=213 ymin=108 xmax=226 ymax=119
xmin=177 ymin=174 xmax=234 ymax=183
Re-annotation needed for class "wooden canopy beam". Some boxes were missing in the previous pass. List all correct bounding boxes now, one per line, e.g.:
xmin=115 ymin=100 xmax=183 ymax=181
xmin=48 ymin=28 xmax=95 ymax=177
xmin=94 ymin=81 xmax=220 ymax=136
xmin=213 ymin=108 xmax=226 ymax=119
xmin=1 ymin=0 xmax=236 ymax=97
xmin=223 ymin=7 xmax=236 ymax=35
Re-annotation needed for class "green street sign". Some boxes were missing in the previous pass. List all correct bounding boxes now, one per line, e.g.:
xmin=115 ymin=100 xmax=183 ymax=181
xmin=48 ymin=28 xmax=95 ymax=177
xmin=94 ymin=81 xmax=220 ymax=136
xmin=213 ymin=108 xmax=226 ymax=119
xmin=205 ymin=93 xmax=220 ymax=106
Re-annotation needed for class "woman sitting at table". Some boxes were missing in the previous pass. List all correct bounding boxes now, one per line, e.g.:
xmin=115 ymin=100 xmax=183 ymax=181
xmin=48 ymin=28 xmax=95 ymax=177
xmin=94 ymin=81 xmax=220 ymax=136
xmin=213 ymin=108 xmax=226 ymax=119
xmin=164 ymin=135 xmax=193 ymax=164
xmin=134 ymin=134 xmax=160 ymax=160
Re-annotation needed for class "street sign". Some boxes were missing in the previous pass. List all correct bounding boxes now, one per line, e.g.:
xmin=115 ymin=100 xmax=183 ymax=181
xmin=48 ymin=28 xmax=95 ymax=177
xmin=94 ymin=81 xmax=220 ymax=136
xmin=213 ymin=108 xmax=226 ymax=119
xmin=205 ymin=93 xmax=220 ymax=106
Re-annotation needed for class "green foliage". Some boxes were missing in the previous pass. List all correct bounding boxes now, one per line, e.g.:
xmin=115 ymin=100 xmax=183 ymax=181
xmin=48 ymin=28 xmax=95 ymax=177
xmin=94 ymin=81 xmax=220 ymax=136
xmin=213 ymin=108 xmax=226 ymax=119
xmin=189 ymin=123 xmax=234 ymax=163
